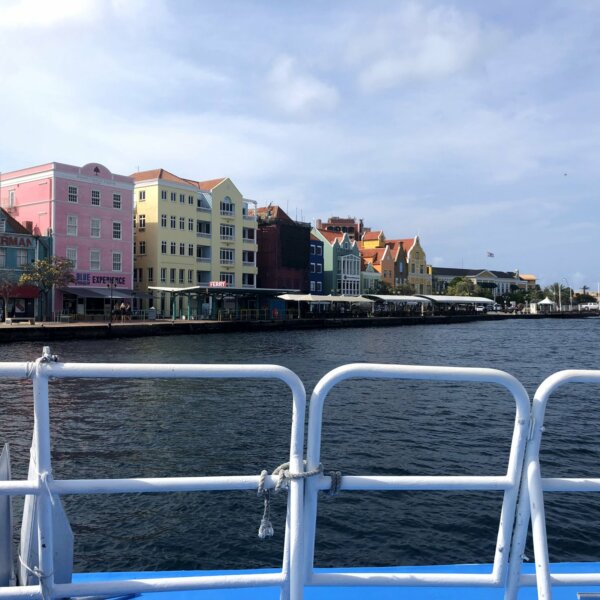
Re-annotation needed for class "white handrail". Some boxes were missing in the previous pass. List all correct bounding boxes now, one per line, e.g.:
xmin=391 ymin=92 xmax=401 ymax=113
xmin=0 ymin=352 xmax=307 ymax=600
xmin=303 ymin=363 xmax=531 ymax=598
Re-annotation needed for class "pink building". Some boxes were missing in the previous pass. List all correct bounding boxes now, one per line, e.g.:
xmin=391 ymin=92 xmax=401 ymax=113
xmin=0 ymin=162 xmax=134 ymax=319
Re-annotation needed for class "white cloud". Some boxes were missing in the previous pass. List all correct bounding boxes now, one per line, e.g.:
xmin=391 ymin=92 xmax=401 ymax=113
xmin=0 ymin=0 xmax=100 ymax=29
xmin=344 ymin=3 xmax=486 ymax=91
xmin=266 ymin=55 xmax=339 ymax=117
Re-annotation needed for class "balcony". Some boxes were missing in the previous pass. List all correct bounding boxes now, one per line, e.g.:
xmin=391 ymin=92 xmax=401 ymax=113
xmin=242 ymin=237 xmax=256 ymax=244
xmin=197 ymin=206 xmax=211 ymax=213
xmin=196 ymin=257 xmax=211 ymax=263
xmin=196 ymin=232 xmax=211 ymax=239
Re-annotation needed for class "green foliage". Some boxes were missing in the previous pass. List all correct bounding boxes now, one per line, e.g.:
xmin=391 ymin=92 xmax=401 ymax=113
xmin=19 ymin=256 xmax=75 ymax=292
xmin=446 ymin=277 xmax=481 ymax=296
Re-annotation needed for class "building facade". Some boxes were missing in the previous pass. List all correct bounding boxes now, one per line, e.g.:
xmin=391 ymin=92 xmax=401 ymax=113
xmin=131 ymin=170 xmax=258 ymax=317
xmin=0 ymin=209 xmax=48 ymax=320
xmin=309 ymin=235 xmax=324 ymax=294
xmin=430 ymin=267 xmax=531 ymax=297
xmin=0 ymin=162 xmax=134 ymax=318
xmin=255 ymin=205 xmax=310 ymax=291
xmin=312 ymin=229 xmax=361 ymax=295
xmin=314 ymin=216 xmax=369 ymax=242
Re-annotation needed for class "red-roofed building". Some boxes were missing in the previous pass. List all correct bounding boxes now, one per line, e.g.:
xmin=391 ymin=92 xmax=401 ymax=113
xmin=255 ymin=205 xmax=311 ymax=291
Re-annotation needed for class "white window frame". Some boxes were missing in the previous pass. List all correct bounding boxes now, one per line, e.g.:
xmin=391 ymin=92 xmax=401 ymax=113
xmin=112 ymin=251 xmax=122 ymax=272
xmin=67 ymin=215 xmax=78 ymax=236
xmin=68 ymin=186 xmax=78 ymax=203
xmin=16 ymin=248 xmax=28 ymax=267
xmin=113 ymin=193 xmax=121 ymax=209
xmin=90 ymin=218 xmax=101 ymax=238
xmin=90 ymin=249 xmax=101 ymax=271
xmin=91 ymin=190 xmax=101 ymax=206
xmin=112 ymin=221 xmax=122 ymax=240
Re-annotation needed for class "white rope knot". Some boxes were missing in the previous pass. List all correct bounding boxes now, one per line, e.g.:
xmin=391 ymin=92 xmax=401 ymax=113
xmin=39 ymin=471 xmax=56 ymax=507
xmin=327 ymin=470 xmax=342 ymax=496
xmin=18 ymin=554 xmax=53 ymax=600
xmin=256 ymin=462 xmax=324 ymax=539
xmin=25 ymin=361 xmax=35 ymax=379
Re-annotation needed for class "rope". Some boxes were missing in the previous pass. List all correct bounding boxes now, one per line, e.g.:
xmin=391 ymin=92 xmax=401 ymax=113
xmin=18 ymin=554 xmax=53 ymax=600
xmin=257 ymin=462 xmax=342 ymax=538
xmin=25 ymin=361 xmax=35 ymax=379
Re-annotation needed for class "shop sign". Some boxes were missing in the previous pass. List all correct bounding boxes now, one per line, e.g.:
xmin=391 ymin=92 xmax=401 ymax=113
xmin=0 ymin=235 xmax=33 ymax=248
xmin=209 ymin=281 xmax=228 ymax=288
xmin=75 ymin=273 xmax=126 ymax=286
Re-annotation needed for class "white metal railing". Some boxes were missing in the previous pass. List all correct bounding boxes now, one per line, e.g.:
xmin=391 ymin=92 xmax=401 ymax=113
xmin=0 ymin=348 xmax=307 ymax=600
xmin=3 ymin=351 xmax=600 ymax=599
xmin=514 ymin=369 xmax=600 ymax=599
xmin=303 ymin=364 xmax=531 ymax=599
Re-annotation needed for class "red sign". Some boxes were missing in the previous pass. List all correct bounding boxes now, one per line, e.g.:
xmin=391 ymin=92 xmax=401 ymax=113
xmin=209 ymin=281 xmax=228 ymax=288
xmin=0 ymin=235 xmax=33 ymax=248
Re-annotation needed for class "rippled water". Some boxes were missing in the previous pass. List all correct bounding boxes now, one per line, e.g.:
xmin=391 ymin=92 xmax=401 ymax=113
xmin=1 ymin=318 xmax=599 ymax=571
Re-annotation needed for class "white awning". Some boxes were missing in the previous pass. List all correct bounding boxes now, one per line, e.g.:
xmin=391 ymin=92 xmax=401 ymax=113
xmin=363 ymin=294 xmax=431 ymax=304
xmin=278 ymin=294 xmax=374 ymax=303
xmin=416 ymin=295 xmax=494 ymax=304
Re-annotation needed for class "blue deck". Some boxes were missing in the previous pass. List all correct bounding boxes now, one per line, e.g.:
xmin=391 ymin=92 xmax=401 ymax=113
xmin=74 ymin=563 xmax=600 ymax=599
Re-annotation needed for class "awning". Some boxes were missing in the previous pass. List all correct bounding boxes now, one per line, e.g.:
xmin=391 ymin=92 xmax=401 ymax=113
xmin=416 ymin=295 xmax=494 ymax=304
xmin=5 ymin=285 xmax=39 ymax=299
xmin=363 ymin=294 xmax=431 ymax=304
xmin=60 ymin=287 xmax=140 ymax=299
xmin=278 ymin=294 xmax=374 ymax=303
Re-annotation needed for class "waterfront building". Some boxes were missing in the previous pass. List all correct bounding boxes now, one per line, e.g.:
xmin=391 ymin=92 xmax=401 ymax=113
xmin=386 ymin=236 xmax=432 ymax=294
xmin=0 ymin=208 xmax=50 ymax=320
xmin=131 ymin=169 xmax=258 ymax=318
xmin=312 ymin=229 xmax=361 ymax=295
xmin=0 ymin=162 xmax=134 ymax=318
xmin=430 ymin=267 xmax=534 ymax=298
xmin=314 ymin=216 xmax=369 ymax=242
xmin=255 ymin=205 xmax=310 ymax=291
xmin=309 ymin=234 xmax=324 ymax=294
xmin=359 ymin=231 xmax=396 ymax=289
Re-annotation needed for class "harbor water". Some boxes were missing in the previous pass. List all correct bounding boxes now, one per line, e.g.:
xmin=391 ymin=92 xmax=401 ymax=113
xmin=0 ymin=318 xmax=599 ymax=572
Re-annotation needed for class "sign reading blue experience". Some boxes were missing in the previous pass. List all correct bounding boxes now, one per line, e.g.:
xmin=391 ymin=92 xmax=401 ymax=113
xmin=75 ymin=273 xmax=126 ymax=286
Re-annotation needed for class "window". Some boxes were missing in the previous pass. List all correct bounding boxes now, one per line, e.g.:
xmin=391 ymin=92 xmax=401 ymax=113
xmin=113 ymin=222 xmax=122 ymax=240
xmin=316 ymin=245 xmax=323 ymax=256
xmin=242 ymin=227 xmax=255 ymax=241
xmin=242 ymin=273 xmax=255 ymax=287
xmin=170 ymin=268 xmax=175 ymax=283
xmin=420 ymin=265 xmax=424 ymax=274
xmin=112 ymin=252 xmax=122 ymax=272
xmin=170 ymin=242 xmax=176 ymax=255
xmin=197 ymin=220 xmax=211 ymax=236
xmin=187 ymin=269 xmax=193 ymax=283
xmin=160 ymin=268 xmax=166 ymax=283
xmin=17 ymin=248 xmax=28 ymax=267
xmin=161 ymin=190 xmax=167 ymax=200
xmin=220 ymin=248 xmax=234 ymax=264
xmin=67 ymin=215 xmax=78 ymax=236
xmin=188 ymin=244 xmax=194 ymax=256
xmin=179 ymin=269 xmax=184 ymax=283
xmin=170 ymin=216 xmax=176 ymax=228
xmin=220 ymin=272 xmax=235 ymax=286
xmin=220 ymin=224 xmax=235 ymax=240
xmin=179 ymin=243 xmax=185 ymax=255
xmin=242 ymin=250 xmax=255 ymax=265
xmin=90 ymin=218 xmax=100 ymax=238
xmin=310 ymin=244 xmax=316 ymax=254
xmin=88 ymin=249 xmax=100 ymax=271
xmin=188 ymin=195 xmax=194 ymax=205
xmin=148 ymin=267 xmax=154 ymax=282
xmin=188 ymin=218 xmax=194 ymax=231
xmin=411 ymin=263 xmax=415 ymax=273
xmin=170 ymin=192 xmax=176 ymax=202
xmin=139 ymin=190 xmax=146 ymax=201
xmin=161 ymin=241 xmax=167 ymax=254
xmin=179 ymin=217 xmax=185 ymax=230
xmin=7 ymin=191 xmax=15 ymax=208
xmin=65 ymin=247 xmax=77 ymax=269
xmin=310 ymin=281 xmax=316 ymax=292
xmin=220 ymin=196 xmax=234 ymax=215
xmin=137 ymin=268 xmax=143 ymax=283
xmin=68 ymin=186 xmax=78 ymax=203
xmin=112 ymin=194 xmax=121 ymax=209
xmin=196 ymin=245 xmax=211 ymax=261
xmin=0 ymin=248 xmax=5 ymax=268
xmin=139 ymin=241 xmax=146 ymax=255
xmin=316 ymin=263 xmax=322 ymax=273
xmin=310 ymin=262 xmax=316 ymax=273
xmin=0 ymin=220 xmax=4 ymax=233
xmin=91 ymin=190 xmax=100 ymax=206
xmin=316 ymin=281 xmax=322 ymax=292
xmin=179 ymin=194 xmax=185 ymax=203
xmin=161 ymin=214 xmax=167 ymax=227
xmin=139 ymin=214 xmax=146 ymax=228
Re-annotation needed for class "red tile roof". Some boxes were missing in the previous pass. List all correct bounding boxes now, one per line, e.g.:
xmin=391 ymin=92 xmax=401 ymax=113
xmin=256 ymin=205 xmax=295 ymax=224
xmin=362 ymin=231 xmax=382 ymax=241
xmin=196 ymin=178 xmax=227 ymax=191
xmin=130 ymin=168 xmax=194 ymax=186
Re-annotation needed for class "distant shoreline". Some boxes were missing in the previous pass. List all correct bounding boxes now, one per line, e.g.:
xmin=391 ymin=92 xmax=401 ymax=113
xmin=0 ymin=312 xmax=595 ymax=345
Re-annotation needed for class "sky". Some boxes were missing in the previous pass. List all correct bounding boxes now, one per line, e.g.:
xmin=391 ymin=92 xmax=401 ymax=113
xmin=1 ymin=0 xmax=599 ymax=290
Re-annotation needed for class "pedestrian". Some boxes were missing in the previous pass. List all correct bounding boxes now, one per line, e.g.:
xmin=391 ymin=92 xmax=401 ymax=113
xmin=119 ymin=301 xmax=126 ymax=322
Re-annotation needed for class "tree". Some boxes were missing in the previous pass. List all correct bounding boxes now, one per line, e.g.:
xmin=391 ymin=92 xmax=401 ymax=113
xmin=392 ymin=282 xmax=415 ymax=295
xmin=0 ymin=271 xmax=20 ymax=322
xmin=446 ymin=277 xmax=481 ymax=297
xmin=19 ymin=256 xmax=75 ymax=320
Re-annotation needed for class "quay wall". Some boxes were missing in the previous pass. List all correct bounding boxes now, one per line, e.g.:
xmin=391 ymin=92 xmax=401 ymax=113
xmin=0 ymin=312 xmax=594 ymax=344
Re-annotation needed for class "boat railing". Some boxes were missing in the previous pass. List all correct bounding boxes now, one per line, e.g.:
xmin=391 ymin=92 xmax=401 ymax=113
xmin=516 ymin=369 xmax=600 ymax=598
xmin=0 ymin=347 xmax=307 ymax=600
xmin=303 ymin=363 xmax=531 ymax=599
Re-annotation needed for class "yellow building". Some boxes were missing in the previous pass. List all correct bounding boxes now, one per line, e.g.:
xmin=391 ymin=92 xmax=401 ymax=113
xmin=131 ymin=169 xmax=257 ymax=317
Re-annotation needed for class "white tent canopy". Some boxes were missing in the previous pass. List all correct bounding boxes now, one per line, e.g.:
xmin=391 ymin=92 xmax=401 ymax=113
xmin=416 ymin=295 xmax=494 ymax=304
xmin=363 ymin=294 xmax=431 ymax=304
xmin=278 ymin=294 xmax=374 ymax=303
xmin=537 ymin=297 xmax=556 ymax=305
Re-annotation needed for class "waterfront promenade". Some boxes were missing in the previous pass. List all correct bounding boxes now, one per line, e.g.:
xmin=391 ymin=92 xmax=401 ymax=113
xmin=0 ymin=311 xmax=594 ymax=344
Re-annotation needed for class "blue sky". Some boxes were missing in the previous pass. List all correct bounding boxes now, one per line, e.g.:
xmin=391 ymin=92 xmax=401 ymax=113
xmin=1 ymin=0 xmax=599 ymax=290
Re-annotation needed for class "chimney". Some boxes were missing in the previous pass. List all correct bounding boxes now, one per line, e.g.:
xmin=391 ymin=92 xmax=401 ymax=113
xmin=24 ymin=221 xmax=33 ymax=233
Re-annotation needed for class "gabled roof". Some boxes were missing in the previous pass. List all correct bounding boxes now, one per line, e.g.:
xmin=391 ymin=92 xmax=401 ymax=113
xmin=256 ymin=205 xmax=296 ymax=225
xmin=362 ymin=231 xmax=383 ymax=242
xmin=0 ymin=208 xmax=30 ymax=234
xmin=196 ymin=178 xmax=227 ymax=192
xmin=130 ymin=168 xmax=194 ymax=186
xmin=316 ymin=229 xmax=343 ymax=243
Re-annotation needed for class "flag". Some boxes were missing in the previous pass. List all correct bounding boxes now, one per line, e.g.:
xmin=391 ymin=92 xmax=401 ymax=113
xmin=487 ymin=251 xmax=495 ymax=258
